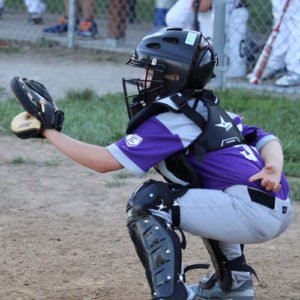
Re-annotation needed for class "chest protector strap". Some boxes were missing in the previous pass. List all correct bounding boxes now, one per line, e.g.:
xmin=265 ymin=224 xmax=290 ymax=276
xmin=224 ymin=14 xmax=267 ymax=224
xmin=165 ymin=92 xmax=244 ymax=186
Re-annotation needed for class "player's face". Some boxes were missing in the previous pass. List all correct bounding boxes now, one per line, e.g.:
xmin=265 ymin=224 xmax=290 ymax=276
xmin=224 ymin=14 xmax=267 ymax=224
xmin=165 ymin=73 xmax=180 ymax=81
xmin=139 ymin=69 xmax=179 ymax=89
xmin=139 ymin=68 xmax=154 ymax=89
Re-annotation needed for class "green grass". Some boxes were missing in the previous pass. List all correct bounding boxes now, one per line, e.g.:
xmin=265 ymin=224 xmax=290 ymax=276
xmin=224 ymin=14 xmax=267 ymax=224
xmin=0 ymin=89 xmax=127 ymax=145
xmin=0 ymin=45 xmax=20 ymax=55
xmin=7 ymin=155 xmax=61 ymax=167
xmin=289 ymin=178 xmax=300 ymax=201
xmin=10 ymin=156 xmax=28 ymax=165
xmin=60 ymin=90 xmax=128 ymax=145
xmin=113 ymin=170 xmax=134 ymax=180
xmin=35 ymin=37 xmax=61 ymax=48
xmin=0 ymin=97 xmax=21 ymax=130
xmin=0 ymin=88 xmax=299 ymax=199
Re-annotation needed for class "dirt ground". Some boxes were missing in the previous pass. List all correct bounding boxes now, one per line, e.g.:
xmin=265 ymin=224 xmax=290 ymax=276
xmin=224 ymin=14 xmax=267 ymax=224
xmin=0 ymin=135 xmax=299 ymax=300
xmin=0 ymin=47 xmax=300 ymax=300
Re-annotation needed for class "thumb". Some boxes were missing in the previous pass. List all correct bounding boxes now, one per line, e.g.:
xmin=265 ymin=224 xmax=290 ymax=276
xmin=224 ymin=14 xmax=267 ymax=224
xmin=249 ymin=171 xmax=262 ymax=183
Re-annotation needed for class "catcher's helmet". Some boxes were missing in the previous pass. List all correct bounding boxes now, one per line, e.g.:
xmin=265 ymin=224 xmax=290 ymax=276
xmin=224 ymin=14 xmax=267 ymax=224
xmin=122 ymin=27 xmax=217 ymax=118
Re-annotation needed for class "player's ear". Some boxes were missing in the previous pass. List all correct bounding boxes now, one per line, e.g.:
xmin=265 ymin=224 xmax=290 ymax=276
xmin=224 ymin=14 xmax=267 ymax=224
xmin=165 ymin=73 xmax=180 ymax=81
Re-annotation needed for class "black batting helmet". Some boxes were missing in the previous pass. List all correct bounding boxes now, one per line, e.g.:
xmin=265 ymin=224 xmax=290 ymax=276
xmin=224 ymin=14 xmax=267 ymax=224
xmin=123 ymin=27 xmax=217 ymax=118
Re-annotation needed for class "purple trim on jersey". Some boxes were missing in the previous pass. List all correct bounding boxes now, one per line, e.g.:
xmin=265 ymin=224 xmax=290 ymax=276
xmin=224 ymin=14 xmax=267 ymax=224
xmin=113 ymin=116 xmax=185 ymax=173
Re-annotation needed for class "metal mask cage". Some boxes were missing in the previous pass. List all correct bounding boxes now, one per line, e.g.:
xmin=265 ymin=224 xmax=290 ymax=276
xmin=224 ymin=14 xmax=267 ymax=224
xmin=122 ymin=59 xmax=166 ymax=119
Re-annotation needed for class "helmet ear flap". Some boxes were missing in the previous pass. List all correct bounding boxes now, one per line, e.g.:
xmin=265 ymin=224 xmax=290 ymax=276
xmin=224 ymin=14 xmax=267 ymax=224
xmin=188 ymin=43 xmax=217 ymax=89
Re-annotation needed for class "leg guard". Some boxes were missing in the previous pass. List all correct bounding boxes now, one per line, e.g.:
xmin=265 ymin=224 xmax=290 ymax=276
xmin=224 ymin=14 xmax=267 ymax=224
xmin=202 ymin=239 xmax=257 ymax=292
xmin=127 ymin=180 xmax=188 ymax=300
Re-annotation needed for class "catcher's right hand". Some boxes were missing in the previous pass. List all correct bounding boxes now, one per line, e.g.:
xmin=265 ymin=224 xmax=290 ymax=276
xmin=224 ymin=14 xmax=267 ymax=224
xmin=10 ymin=77 xmax=64 ymax=139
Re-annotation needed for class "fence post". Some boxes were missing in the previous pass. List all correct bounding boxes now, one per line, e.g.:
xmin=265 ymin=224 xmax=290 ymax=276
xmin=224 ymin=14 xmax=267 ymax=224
xmin=212 ymin=0 xmax=226 ymax=89
xmin=68 ymin=0 xmax=76 ymax=48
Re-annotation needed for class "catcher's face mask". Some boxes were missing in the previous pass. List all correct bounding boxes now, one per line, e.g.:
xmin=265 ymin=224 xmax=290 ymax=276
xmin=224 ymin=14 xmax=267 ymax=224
xmin=122 ymin=58 xmax=167 ymax=119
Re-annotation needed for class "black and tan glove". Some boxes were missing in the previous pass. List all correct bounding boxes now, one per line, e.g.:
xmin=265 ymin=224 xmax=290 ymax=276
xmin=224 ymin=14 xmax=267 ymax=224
xmin=11 ymin=112 xmax=42 ymax=139
xmin=10 ymin=77 xmax=64 ymax=139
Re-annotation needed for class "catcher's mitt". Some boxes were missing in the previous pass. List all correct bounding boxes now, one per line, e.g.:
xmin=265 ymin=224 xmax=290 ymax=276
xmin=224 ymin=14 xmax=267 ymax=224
xmin=10 ymin=77 xmax=64 ymax=138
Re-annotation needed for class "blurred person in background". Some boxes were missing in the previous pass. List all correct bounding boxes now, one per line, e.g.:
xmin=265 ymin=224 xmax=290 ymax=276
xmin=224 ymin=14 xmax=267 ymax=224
xmin=43 ymin=0 xmax=97 ymax=38
xmin=165 ymin=0 xmax=250 ymax=78
xmin=247 ymin=0 xmax=300 ymax=87
xmin=166 ymin=0 xmax=213 ymax=39
xmin=0 ymin=0 xmax=46 ymax=24
xmin=105 ymin=0 xmax=129 ymax=47
xmin=153 ymin=0 xmax=175 ymax=27
xmin=0 ymin=0 xmax=3 ymax=18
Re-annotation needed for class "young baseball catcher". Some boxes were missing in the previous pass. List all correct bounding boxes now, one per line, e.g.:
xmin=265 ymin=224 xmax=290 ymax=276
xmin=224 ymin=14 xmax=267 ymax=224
xmin=10 ymin=27 xmax=292 ymax=300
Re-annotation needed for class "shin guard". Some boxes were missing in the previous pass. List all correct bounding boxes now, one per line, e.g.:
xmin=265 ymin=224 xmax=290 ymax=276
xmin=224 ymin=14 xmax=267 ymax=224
xmin=128 ymin=214 xmax=187 ymax=300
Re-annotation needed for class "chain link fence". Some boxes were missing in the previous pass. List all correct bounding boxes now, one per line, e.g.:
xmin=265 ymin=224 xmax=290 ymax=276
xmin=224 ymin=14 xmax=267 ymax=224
xmin=0 ymin=0 xmax=156 ymax=53
xmin=0 ymin=0 xmax=299 ymax=96
xmin=217 ymin=0 xmax=300 ymax=96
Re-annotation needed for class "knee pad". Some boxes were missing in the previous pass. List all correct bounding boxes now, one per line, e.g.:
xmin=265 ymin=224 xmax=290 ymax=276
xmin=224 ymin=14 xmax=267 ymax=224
xmin=126 ymin=179 xmax=186 ymax=226
xmin=127 ymin=180 xmax=175 ymax=218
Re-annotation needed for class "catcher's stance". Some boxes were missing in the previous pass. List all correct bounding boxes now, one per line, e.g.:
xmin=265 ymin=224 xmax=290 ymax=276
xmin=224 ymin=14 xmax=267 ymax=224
xmin=10 ymin=28 xmax=292 ymax=300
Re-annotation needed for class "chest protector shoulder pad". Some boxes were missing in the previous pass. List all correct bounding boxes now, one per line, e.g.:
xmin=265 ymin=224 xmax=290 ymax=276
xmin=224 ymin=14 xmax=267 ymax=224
xmin=170 ymin=93 xmax=244 ymax=162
